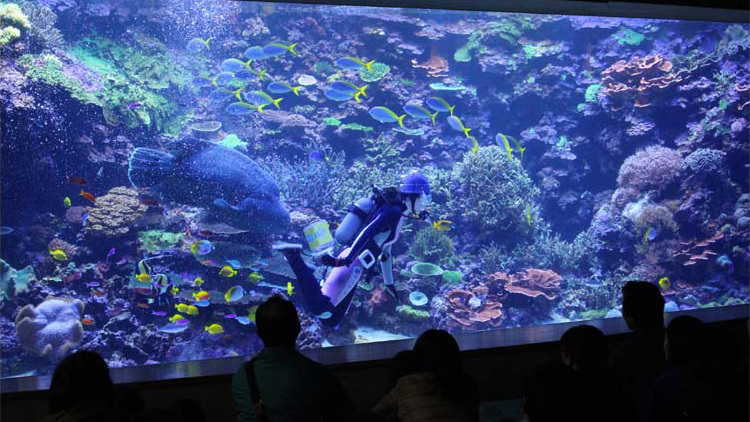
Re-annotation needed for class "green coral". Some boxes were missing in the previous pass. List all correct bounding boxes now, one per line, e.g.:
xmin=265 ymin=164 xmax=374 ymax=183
xmin=313 ymin=60 xmax=335 ymax=75
xmin=522 ymin=44 xmax=538 ymax=59
xmin=396 ymin=305 xmax=430 ymax=322
xmin=358 ymin=62 xmax=390 ymax=82
xmin=138 ymin=230 xmax=183 ymax=253
xmin=408 ymin=227 xmax=455 ymax=266
xmin=447 ymin=146 xmax=539 ymax=242
xmin=217 ymin=134 xmax=248 ymax=149
xmin=0 ymin=3 xmax=30 ymax=47
xmin=441 ymin=270 xmax=463 ymax=285
xmin=584 ymin=84 xmax=602 ymax=103
xmin=454 ymin=17 xmax=534 ymax=63
xmin=613 ymin=28 xmax=645 ymax=46
xmin=340 ymin=123 xmax=373 ymax=132
xmin=322 ymin=117 xmax=342 ymax=126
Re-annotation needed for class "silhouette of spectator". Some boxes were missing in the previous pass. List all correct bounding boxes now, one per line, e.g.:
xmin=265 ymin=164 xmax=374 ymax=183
xmin=523 ymin=325 xmax=632 ymax=422
xmin=371 ymin=329 xmax=478 ymax=422
xmin=232 ymin=295 xmax=354 ymax=422
xmin=608 ymin=281 xmax=666 ymax=421
xmin=385 ymin=350 xmax=417 ymax=392
xmin=646 ymin=316 xmax=748 ymax=422
xmin=41 ymin=350 xmax=116 ymax=422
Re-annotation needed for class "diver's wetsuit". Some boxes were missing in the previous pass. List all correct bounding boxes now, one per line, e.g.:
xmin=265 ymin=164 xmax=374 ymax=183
xmin=279 ymin=200 xmax=405 ymax=327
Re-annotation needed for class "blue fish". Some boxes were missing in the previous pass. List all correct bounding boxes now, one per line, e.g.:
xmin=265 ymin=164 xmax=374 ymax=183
xmin=220 ymin=58 xmax=251 ymax=73
xmin=128 ymin=138 xmax=289 ymax=234
xmin=447 ymin=115 xmax=472 ymax=137
xmin=334 ymin=57 xmax=375 ymax=71
xmin=194 ymin=300 xmax=211 ymax=307
xmin=324 ymin=89 xmax=353 ymax=102
xmin=368 ymin=106 xmax=406 ymax=127
xmin=225 ymin=102 xmax=258 ymax=115
xmin=0 ymin=227 xmax=13 ymax=235
xmin=233 ymin=69 xmax=255 ymax=82
xmin=226 ymin=259 xmax=242 ymax=268
xmin=262 ymin=42 xmax=298 ymax=57
xmin=403 ymin=104 xmax=438 ymax=124
xmin=267 ymin=82 xmax=302 ymax=96
xmin=192 ymin=76 xmax=214 ymax=88
xmin=235 ymin=316 xmax=251 ymax=325
xmin=209 ymin=88 xmax=238 ymax=104
xmin=186 ymin=37 xmax=211 ymax=53
xmin=244 ymin=46 xmax=268 ymax=60
xmin=212 ymin=72 xmax=236 ymax=87
xmin=426 ymin=97 xmax=455 ymax=115
xmin=81 ymin=213 xmax=90 ymax=226
xmin=158 ymin=323 xmax=189 ymax=333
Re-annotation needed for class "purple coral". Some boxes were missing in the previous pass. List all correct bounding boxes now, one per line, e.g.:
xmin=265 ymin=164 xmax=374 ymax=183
xmin=683 ymin=148 xmax=726 ymax=179
xmin=617 ymin=146 xmax=683 ymax=192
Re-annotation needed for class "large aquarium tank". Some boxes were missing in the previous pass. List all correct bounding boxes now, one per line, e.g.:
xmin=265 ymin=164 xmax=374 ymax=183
xmin=1 ymin=0 xmax=748 ymax=385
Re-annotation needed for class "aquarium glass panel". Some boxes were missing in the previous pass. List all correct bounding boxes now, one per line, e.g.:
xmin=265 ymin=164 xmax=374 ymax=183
xmin=1 ymin=0 xmax=748 ymax=380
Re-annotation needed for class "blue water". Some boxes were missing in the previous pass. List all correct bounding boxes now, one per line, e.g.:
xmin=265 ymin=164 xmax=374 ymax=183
xmin=1 ymin=0 xmax=748 ymax=379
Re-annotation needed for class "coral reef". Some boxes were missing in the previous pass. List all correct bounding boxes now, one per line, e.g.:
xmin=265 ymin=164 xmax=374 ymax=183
xmin=683 ymin=148 xmax=726 ymax=180
xmin=441 ymin=287 xmax=503 ymax=330
xmin=19 ymin=1 xmax=63 ymax=50
xmin=358 ymin=62 xmax=390 ymax=82
xmin=407 ymin=227 xmax=455 ymax=266
xmin=490 ymin=269 xmax=563 ymax=323
xmin=47 ymin=237 xmax=78 ymax=260
xmin=396 ymin=304 xmax=430 ymax=323
xmin=448 ymin=146 xmax=539 ymax=242
xmin=138 ymin=230 xmax=183 ymax=253
xmin=0 ymin=3 xmax=30 ymax=47
xmin=616 ymin=146 xmax=683 ymax=192
xmin=1 ymin=260 xmax=36 ymax=302
xmin=85 ymin=187 xmax=148 ymax=237
xmin=600 ymin=55 xmax=684 ymax=110
xmin=15 ymin=296 xmax=84 ymax=358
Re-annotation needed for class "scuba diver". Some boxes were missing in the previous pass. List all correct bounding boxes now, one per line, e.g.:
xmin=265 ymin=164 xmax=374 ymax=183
xmin=274 ymin=170 xmax=432 ymax=328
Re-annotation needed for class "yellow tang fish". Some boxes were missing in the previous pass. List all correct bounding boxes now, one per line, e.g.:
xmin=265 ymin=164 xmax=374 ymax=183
xmin=185 ymin=305 xmax=199 ymax=315
xmin=63 ymin=197 xmax=71 ymax=208
xmin=205 ymin=324 xmax=224 ymax=335
xmin=468 ymin=136 xmax=479 ymax=157
xmin=175 ymin=303 xmax=190 ymax=313
xmin=49 ymin=249 xmax=68 ymax=261
xmin=249 ymin=305 xmax=259 ymax=323
xmin=193 ymin=291 xmax=210 ymax=301
xmin=171 ymin=286 xmax=179 ymax=295
xmin=169 ymin=314 xmax=185 ymax=323
xmin=247 ymin=272 xmax=263 ymax=284
xmin=193 ymin=277 xmax=204 ymax=287
xmin=658 ymin=276 xmax=670 ymax=291
xmin=526 ymin=204 xmax=533 ymax=226
xmin=219 ymin=266 xmax=237 ymax=278
xmin=432 ymin=220 xmax=453 ymax=231
xmin=287 ymin=281 xmax=294 ymax=296
xmin=136 ymin=273 xmax=151 ymax=283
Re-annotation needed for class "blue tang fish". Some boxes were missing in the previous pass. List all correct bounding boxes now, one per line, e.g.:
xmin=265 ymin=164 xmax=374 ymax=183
xmin=128 ymin=138 xmax=290 ymax=235
xmin=368 ymin=106 xmax=406 ymax=127
xmin=244 ymin=46 xmax=268 ymax=60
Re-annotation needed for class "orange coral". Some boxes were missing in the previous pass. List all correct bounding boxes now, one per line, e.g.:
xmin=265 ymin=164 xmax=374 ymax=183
xmin=411 ymin=44 xmax=449 ymax=77
xmin=675 ymin=232 xmax=723 ymax=267
xmin=489 ymin=269 xmax=562 ymax=300
xmin=600 ymin=55 xmax=684 ymax=111
xmin=444 ymin=287 xmax=502 ymax=329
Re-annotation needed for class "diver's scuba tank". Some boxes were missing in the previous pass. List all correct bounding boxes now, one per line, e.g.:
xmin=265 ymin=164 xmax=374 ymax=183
xmin=334 ymin=185 xmax=404 ymax=246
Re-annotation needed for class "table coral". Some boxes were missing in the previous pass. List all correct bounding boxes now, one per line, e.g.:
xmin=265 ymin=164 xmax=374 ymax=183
xmin=15 ymin=296 xmax=85 ymax=358
xmin=600 ymin=55 xmax=684 ymax=111
xmin=492 ymin=269 xmax=563 ymax=300
xmin=442 ymin=287 xmax=503 ymax=330
xmin=85 ymin=186 xmax=147 ymax=237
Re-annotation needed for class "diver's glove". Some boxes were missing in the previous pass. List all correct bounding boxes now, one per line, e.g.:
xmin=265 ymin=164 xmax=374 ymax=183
xmin=320 ymin=254 xmax=352 ymax=267
xmin=385 ymin=284 xmax=400 ymax=300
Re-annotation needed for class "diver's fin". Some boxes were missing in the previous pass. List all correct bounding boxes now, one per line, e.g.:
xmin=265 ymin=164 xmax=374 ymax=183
xmin=128 ymin=148 xmax=174 ymax=188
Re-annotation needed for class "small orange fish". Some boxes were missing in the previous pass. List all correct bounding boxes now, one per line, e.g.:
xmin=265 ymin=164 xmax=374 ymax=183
xmin=82 ymin=318 xmax=95 ymax=325
xmin=66 ymin=175 xmax=88 ymax=186
xmin=137 ymin=302 xmax=150 ymax=309
xmin=80 ymin=190 xmax=96 ymax=203
xmin=91 ymin=290 xmax=106 ymax=297
xmin=185 ymin=226 xmax=191 ymax=236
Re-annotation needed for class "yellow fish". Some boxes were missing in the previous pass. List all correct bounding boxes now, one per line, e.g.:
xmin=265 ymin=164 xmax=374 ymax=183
xmin=509 ymin=135 xmax=526 ymax=161
xmin=526 ymin=204 xmax=533 ymax=226
xmin=498 ymin=133 xmax=514 ymax=161
xmin=49 ymin=249 xmax=68 ymax=261
xmin=193 ymin=277 xmax=205 ymax=287
xmin=468 ymin=136 xmax=479 ymax=157
xmin=219 ymin=266 xmax=237 ymax=278
xmin=63 ymin=197 xmax=71 ymax=208
xmin=135 ymin=273 xmax=151 ymax=283
xmin=205 ymin=324 xmax=224 ymax=335
xmin=432 ymin=220 xmax=453 ymax=231
xmin=171 ymin=286 xmax=179 ymax=295
xmin=658 ymin=276 xmax=670 ymax=291
xmin=193 ymin=291 xmax=210 ymax=301
xmin=169 ymin=314 xmax=185 ymax=323
xmin=287 ymin=281 xmax=294 ymax=296
xmin=175 ymin=303 xmax=190 ymax=313
xmin=185 ymin=305 xmax=199 ymax=315
xmin=249 ymin=305 xmax=258 ymax=322
xmin=247 ymin=272 xmax=263 ymax=284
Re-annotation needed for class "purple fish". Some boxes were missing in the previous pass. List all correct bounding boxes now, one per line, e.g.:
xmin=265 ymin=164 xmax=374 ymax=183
xmin=116 ymin=258 xmax=127 ymax=266
xmin=224 ymin=313 xmax=237 ymax=319
xmin=85 ymin=282 xmax=100 ymax=288
xmin=152 ymin=311 xmax=167 ymax=316
xmin=175 ymin=319 xmax=190 ymax=325
xmin=126 ymin=102 xmax=141 ymax=110
xmin=106 ymin=247 xmax=116 ymax=262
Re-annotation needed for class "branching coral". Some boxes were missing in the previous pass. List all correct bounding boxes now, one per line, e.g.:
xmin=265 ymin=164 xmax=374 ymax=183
xmin=16 ymin=296 xmax=85 ymax=359
xmin=447 ymin=146 xmax=539 ymax=242
xmin=616 ymin=146 xmax=682 ymax=192
xmin=600 ymin=55 xmax=684 ymax=110
xmin=411 ymin=45 xmax=449 ymax=77
xmin=85 ymin=187 xmax=148 ymax=237
xmin=0 ymin=3 xmax=30 ymax=47
xmin=19 ymin=1 xmax=63 ymax=50
xmin=408 ymin=227 xmax=455 ymax=266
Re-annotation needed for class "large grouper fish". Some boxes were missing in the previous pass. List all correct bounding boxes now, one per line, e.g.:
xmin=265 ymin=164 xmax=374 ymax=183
xmin=128 ymin=137 xmax=289 ymax=234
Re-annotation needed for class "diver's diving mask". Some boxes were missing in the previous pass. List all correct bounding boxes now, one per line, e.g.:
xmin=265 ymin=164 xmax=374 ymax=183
xmin=413 ymin=192 xmax=431 ymax=213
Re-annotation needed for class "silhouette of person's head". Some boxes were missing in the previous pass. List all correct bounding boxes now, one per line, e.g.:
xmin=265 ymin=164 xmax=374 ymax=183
xmin=413 ymin=329 xmax=461 ymax=374
xmin=665 ymin=315 xmax=705 ymax=366
xmin=256 ymin=294 xmax=301 ymax=349
xmin=48 ymin=350 xmax=114 ymax=414
xmin=387 ymin=350 xmax=417 ymax=390
xmin=621 ymin=281 xmax=665 ymax=330
xmin=560 ymin=325 xmax=607 ymax=371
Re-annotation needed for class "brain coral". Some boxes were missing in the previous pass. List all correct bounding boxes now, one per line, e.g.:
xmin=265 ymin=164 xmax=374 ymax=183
xmin=85 ymin=186 xmax=147 ymax=237
xmin=683 ymin=148 xmax=726 ymax=178
xmin=15 ymin=296 xmax=85 ymax=358
xmin=617 ymin=146 xmax=682 ymax=192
